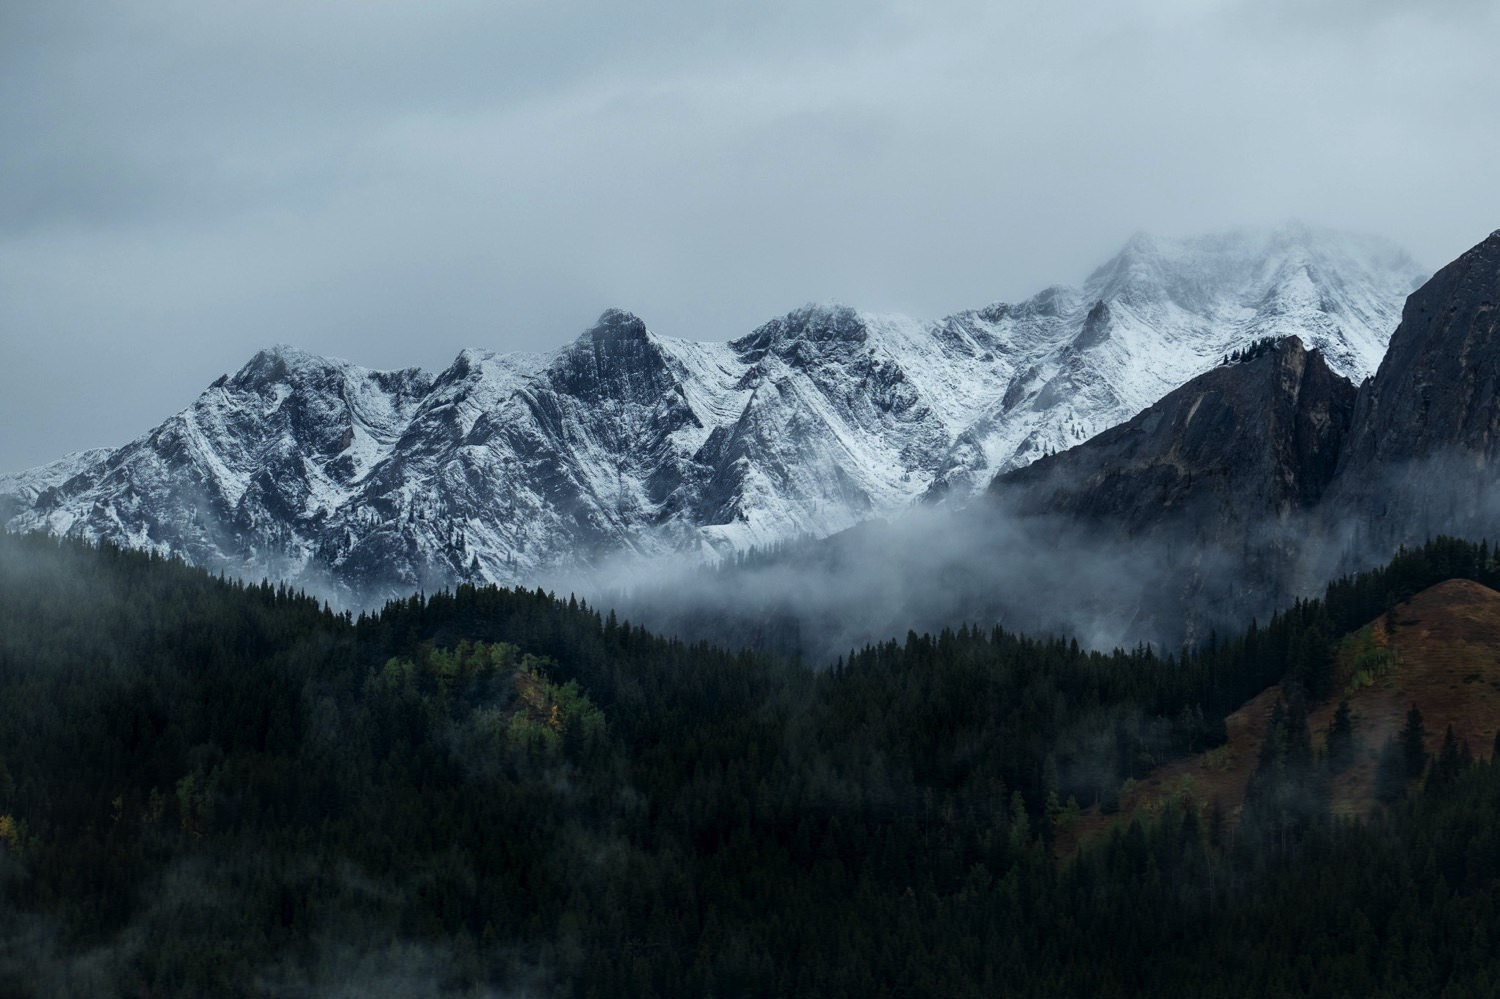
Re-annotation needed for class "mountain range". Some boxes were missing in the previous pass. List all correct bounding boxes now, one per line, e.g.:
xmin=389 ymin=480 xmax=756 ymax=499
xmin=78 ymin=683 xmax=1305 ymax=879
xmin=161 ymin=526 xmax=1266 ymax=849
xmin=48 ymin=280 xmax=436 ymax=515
xmin=612 ymin=228 xmax=1500 ymax=661
xmin=0 ymin=223 xmax=1427 ymax=604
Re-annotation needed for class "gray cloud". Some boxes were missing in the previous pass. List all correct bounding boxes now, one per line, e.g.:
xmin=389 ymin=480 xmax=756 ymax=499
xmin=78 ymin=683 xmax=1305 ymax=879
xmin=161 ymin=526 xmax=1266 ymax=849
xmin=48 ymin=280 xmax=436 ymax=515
xmin=3 ymin=0 xmax=1498 ymax=472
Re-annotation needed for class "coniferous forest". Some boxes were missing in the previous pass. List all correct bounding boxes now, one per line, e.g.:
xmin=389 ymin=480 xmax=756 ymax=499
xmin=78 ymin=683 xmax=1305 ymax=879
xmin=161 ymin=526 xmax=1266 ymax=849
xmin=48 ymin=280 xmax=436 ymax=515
xmin=3 ymin=531 xmax=1500 ymax=996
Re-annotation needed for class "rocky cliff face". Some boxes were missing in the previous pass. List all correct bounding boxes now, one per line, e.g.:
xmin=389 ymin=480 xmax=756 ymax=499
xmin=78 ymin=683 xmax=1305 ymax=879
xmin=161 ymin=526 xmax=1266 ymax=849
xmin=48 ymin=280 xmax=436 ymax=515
xmin=1321 ymin=230 xmax=1500 ymax=550
xmin=0 ymin=225 xmax=1423 ymax=604
xmin=1342 ymin=231 xmax=1500 ymax=465
xmin=997 ymin=338 xmax=1357 ymax=541
xmin=984 ymin=338 xmax=1357 ymax=640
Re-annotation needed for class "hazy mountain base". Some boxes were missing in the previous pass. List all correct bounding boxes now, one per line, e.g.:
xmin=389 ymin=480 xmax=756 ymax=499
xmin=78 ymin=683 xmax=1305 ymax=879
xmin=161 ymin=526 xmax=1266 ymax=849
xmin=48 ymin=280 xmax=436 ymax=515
xmin=601 ymin=446 xmax=1500 ymax=672
xmin=591 ymin=343 xmax=1341 ymax=663
xmin=592 ymin=503 xmax=1254 ymax=665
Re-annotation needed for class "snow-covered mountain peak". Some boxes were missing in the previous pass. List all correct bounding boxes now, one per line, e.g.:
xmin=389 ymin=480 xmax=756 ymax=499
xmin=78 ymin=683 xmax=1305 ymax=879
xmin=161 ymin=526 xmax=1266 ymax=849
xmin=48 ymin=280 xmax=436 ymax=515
xmin=435 ymin=346 xmax=545 ymax=396
xmin=581 ymin=308 xmax=651 ymax=343
xmin=229 ymin=343 xmax=343 ymax=388
xmin=730 ymin=302 xmax=868 ymax=364
xmin=1085 ymin=231 xmax=1171 ymax=303
xmin=549 ymin=309 xmax=681 ymax=405
xmin=1012 ymin=285 xmax=1078 ymax=320
xmin=1087 ymin=222 xmax=1411 ymax=293
xmin=224 ymin=343 xmax=434 ymax=411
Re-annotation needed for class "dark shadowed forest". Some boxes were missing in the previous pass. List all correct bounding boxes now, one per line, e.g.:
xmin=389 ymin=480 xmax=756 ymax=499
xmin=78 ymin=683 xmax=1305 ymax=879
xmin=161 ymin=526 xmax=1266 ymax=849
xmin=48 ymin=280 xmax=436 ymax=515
xmin=2 ymin=531 xmax=1500 ymax=996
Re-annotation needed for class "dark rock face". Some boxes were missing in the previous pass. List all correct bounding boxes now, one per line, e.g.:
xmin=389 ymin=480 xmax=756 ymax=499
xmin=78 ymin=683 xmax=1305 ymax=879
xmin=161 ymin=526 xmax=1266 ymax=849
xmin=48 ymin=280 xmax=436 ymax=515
xmin=1341 ymin=231 xmax=1500 ymax=467
xmin=985 ymin=337 xmax=1359 ymax=643
xmin=551 ymin=309 xmax=679 ymax=403
xmin=996 ymin=338 xmax=1357 ymax=542
xmin=1323 ymin=231 xmax=1500 ymax=548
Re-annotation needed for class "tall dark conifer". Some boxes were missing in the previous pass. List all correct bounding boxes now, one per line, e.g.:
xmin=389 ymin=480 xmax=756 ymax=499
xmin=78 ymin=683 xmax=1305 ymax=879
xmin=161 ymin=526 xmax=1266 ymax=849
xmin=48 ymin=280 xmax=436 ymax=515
xmin=1400 ymin=704 xmax=1428 ymax=781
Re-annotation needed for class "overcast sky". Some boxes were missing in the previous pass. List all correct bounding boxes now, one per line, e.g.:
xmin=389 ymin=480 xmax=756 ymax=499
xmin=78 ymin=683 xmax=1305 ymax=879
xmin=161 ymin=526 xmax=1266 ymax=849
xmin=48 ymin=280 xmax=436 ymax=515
xmin=3 ymin=0 xmax=1498 ymax=472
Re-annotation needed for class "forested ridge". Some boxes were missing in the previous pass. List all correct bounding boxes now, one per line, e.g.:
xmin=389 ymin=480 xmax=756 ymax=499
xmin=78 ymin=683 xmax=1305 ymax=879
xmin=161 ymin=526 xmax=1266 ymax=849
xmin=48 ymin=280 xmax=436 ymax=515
xmin=2 ymin=531 xmax=1500 ymax=996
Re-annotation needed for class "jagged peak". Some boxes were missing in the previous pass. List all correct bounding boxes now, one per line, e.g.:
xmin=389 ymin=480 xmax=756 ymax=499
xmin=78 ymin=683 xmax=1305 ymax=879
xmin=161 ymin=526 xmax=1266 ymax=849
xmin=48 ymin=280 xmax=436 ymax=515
xmin=968 ymin=301 xmax=1010 ymax=323
xmin=226 ymin=345 xmax=432 ymax=402
xmin=731 ymin=302 xmax=866 ymax=358
xmin=786 ymin=300 xmax=860 ymax=323
xmin=785 ymin=302 xmax=865 ymax=344
xmin=556 ymin=310 xmax=665 ymax=377
xmin=542 ymin=309 xmax=678 ymax=400
xmin=1072 ymin=300 xmax=1112 ymax=350
xmin=1009 ymin=285 xmax=1078 ymax=320
xmin=1080 ymin=222 xmax=1425 ymax=314
xmin=229 ymin=343 xmax=347 ymax=389
xmin=249 ymin=342 xmax=332 ymax=367
xmin=582 ymin=308 xmax=651 ymax=344
xmin=455 ymin=346 xmax=496 ymax=367
xmin=1083 ymin=234 xmax=1170 ymax=301
xmin=437 ymin=347 xmax=497 ymax=383
xmin=440 ymin=346 xmax=544 ymax=380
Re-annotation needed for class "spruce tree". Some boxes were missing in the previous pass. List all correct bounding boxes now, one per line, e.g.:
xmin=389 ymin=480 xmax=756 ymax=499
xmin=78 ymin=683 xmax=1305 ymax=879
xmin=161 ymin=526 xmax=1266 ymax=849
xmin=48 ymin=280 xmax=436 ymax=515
xmin=1326 ymin=699 xmax=1355 ymax=773
xmin=1400 ymin=704 xmax=1428 ymax=781
xmin=1374 ymin=736 xmax=1406 ymax=803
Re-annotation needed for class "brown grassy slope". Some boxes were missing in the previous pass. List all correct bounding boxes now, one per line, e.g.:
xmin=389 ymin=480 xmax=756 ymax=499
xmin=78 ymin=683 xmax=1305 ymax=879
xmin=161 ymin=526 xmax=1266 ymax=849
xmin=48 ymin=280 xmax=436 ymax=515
xmin=1060 ymin=683 xmax=1276 ymax=856
xmin=1061 ymin=578 xmax=1500 ymax=856
xmin=1326 ymin=577 xmax=1500 ymax=815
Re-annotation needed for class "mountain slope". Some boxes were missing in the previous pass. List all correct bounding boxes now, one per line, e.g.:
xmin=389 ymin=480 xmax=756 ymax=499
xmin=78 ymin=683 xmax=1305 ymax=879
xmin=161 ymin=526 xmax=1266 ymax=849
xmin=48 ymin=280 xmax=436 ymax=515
xmin=1 ymin=224 xmax=1424 ymax=601
xmin=1070 ymin=578 xmax=1500 ymax=853
xmin=996 ymin=337 xmax=1357 ymax=540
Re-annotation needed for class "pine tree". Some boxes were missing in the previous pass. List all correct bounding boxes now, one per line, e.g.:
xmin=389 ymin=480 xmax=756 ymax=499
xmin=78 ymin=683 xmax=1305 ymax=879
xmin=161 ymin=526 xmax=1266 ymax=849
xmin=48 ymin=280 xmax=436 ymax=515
xmin=1326 ymin=699 xmax=1355 ymax=773
xmin=1374 ymin=736 xmax=1406 ymax=803
xmin=1400 ymin=703 xmax=1428 ymax=782
xmin=1429 ymin=724 xmax=1468 ymax=792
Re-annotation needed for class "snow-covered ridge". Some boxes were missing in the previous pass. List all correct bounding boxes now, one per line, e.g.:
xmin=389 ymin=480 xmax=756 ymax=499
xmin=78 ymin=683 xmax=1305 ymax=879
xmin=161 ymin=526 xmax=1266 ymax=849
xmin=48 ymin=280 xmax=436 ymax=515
xmin=1 ymin=223 xmax=1427 ymax=602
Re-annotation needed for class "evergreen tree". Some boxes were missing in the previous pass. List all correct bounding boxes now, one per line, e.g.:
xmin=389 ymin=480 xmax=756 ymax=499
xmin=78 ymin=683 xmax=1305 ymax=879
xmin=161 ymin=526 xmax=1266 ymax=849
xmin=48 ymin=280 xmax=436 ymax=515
xmin=1429 ymin=724 xmax=1469 ymax=792
xmin=1374 ymin=736 xmax=1406 ymax=803
xmin=1326 ymin=699 xmax=1356 ymax=773
xmin=1400 ymin=703 xmax=1429 ymax=782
